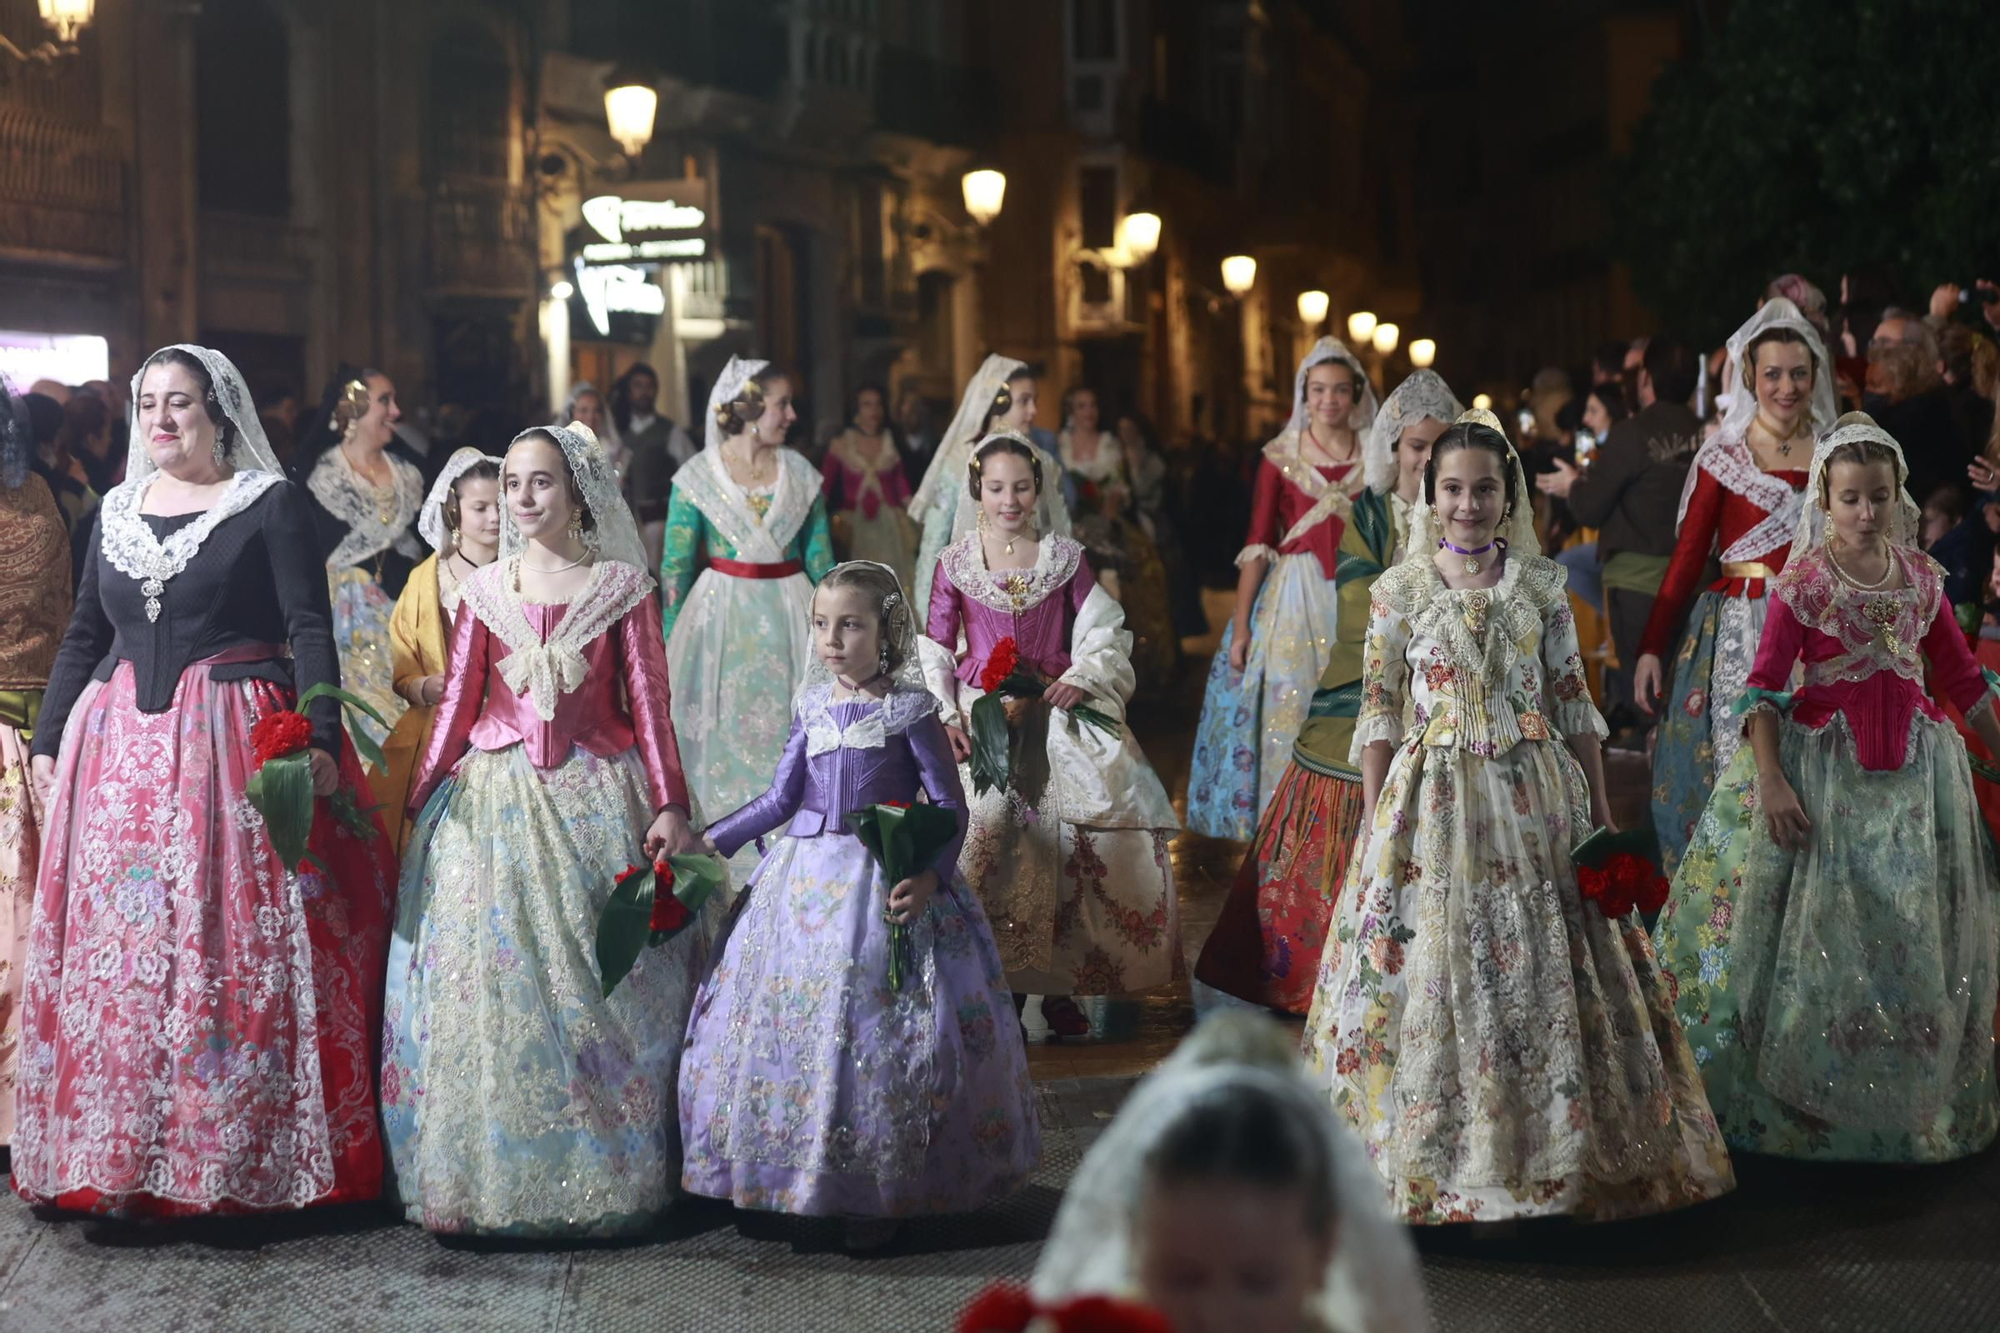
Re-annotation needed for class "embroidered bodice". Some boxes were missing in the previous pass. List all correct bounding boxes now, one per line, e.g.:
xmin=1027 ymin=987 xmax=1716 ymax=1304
xmin=926 ymin=534 xmax=1096 ymax=686
xmin=409 ymin=558 xmax=691 ymax=814
xmin=1355 ymin=553 xmax=1605 ymax=761
xmin=1743 ymin=547 xmax=1993 ymax=771
xmin=1240 ymin=435 xmax=1361 ymax=579
xmin=704 ymin=684 xmax=967 ymax=873
xmin=658 ymin=448 xmax=835 ymax=637
xmin=1640 ymin=436 xmax=1809 ymax=658
xmin=820 ymin=430 xmax=911 ymax=521
xmin=0 ymin=474 xmax=74 ymax=690
xmin=305 ymin=446 xmax=426 ymax=578
xmin=35 ymin=477 xmax=343 ymax=758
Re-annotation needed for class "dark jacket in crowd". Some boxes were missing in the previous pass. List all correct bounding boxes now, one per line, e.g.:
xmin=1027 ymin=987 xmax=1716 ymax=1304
xmin=1872 ymin=387 xmax=1964 ymax=507
xmin=1563 ymin=399 xmax=1703 ymax=562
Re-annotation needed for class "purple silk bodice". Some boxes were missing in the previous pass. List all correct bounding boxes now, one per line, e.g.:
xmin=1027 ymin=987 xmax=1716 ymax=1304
xmin=705 ymin=690 xmax=968 ymax=875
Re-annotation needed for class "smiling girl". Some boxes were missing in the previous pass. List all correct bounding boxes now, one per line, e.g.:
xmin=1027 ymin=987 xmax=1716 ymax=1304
xmin=678 ymin=561 xmax=1038 ymax=1250
xmin=1302 ymin=410 xmax=1733 ymax=1224
xmin=1655 ymin=413 xmax=2000 ymax=1162
xmin=381 ymin=421 xmax=711 ymax=1237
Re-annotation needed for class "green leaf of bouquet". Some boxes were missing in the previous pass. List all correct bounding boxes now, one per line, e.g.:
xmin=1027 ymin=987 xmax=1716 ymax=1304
xmin=253 ymin=751 xmax=315 ymax=871
xmin=596 ymin=864 xmax=655 ymax=998
xmin=663 ymin=852 xmax=727 ymax=912
xmin=968 ymin=693 xmax=1012 ymax=795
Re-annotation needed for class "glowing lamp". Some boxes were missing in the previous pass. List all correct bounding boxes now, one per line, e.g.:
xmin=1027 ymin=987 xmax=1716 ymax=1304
xmin=1409 ymin=338 xmax=1436 ymax=369
xmin=1296 ymin=290 xmax=1330 ymax=326
xmin=1116 ymin=211 xmax=1161 ymax=266
xmin=1220 ymin=255 xmax=1257 ymax=297
xmin=1472 ymin=393 xmax=1493 ymax=410
xmin=1346 ymin=310 xmax=1377 ymax=344
xmin=603 ymin=77 xmax=659 ymax=158
xmin=39 ymin=0 xmax=94 ymax=43
xmin=962 ymin=169 xmax=1007 ymax=226
xmin=1372 ymin=322 xmax=1400 ymax=355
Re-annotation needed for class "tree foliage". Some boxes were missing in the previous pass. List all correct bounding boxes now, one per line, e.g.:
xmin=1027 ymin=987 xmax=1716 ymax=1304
xmin=1610 ymin=0 xmax=2000 ymax=347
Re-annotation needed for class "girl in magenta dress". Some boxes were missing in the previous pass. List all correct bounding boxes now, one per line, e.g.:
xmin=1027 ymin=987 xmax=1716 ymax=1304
xmin=920 ymin=434 xmax=1181 ymax=1032
xmin=16 ymin=346 xmax=394 ymax=1217
xmin=821 ymin=384 xmax=916 ymax=591
xmin=678 ymin=561 xmax=1038 ymax=1250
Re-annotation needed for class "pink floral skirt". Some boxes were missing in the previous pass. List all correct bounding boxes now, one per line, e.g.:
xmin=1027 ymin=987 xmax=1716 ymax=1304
xmin=11 ymin=657 xmax=395 ymax=1215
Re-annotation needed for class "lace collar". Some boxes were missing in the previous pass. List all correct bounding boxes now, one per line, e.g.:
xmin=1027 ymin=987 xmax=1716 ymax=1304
xmin=1773 ymin=546 xmax=1938 ymax=687
xmin=939 ymin=532 xmax=1083 ymax=613
xmin=1058 ymin=429 xmax=1126 ymax=484
xmin=455 ymin=557 xmax=653 ymax=721
xmin=1262 ymin=430 xmax=1363 ymax=501
xmin=1684 ymin=434 xmax=1808 ymax=561
xmin=1375 ymin=551 xmax=1567 ymax=688
xmin=673 ymin=448 xmax=820 ymax=562
xmin=800 ymin=681 xmax=937 ymax=757
xmin=308 ymin=447 xmax=426 ymax=570
xmin=830 ymin=430 xmax=901 ymax=477
xmin=99 ymin=470 xmax=286 ymax=622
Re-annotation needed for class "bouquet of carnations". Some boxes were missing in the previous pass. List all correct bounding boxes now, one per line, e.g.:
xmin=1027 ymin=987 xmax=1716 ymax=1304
xmin=967 ymin=636 xmax=1118 ymax=795
xmin=595 ymin=853 xmax=729 ymax=996
xmin=245 ymin=683 xmax=388 ymax=871
xmin=1570 ymin=824 xmax=1670 ymax=920
xmin=847 ymin=799 xmax=960 ymax=991
xmin=958 ymin=1283 xmax=1173 ymax=1333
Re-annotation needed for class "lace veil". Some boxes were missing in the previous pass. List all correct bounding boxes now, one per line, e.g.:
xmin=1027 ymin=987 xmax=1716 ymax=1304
xmin=1404 ymin=407 xmax=1540 ymax=561
xmin=1363 ymin=370 xmax=1464 ymax=495
xmin=706 ymin=356 xmax=770 ymax=456
xmin=1031 ymin=1012 xmax=1430 ymax=1333
xmin=501 ymin=421 xmax=650 ymax=572
xmin=1792 ymin=412 xmax=1921 ymax=551
xmin=908 ymin=353 xmax=1027 ymax=522
xmin=126 ymin=344 xmax=284 ymax=480
xmin=1286 ymin=336 xmax=1381 ymax=440
xmin=1678 ymin=297 xmax=1838 ymax=528
xmin=792 ymin=558 xmax=929 ymax=705
xmin=417 ymin=445 xmax=505 ymax=553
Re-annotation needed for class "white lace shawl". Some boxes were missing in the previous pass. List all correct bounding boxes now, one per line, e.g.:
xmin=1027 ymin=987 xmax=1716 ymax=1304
xmin=455 ymin=557 xmax=653 ymax=722
xmin=799 ymin=680 xmax=938 ymax=756
xmin=308 ymin=446 xmax=426 ymax=570
xmin=671 ymin=447 xmax=820 ymax=561
xmin=936 ymin=531 xmax=1085 ymax=613
xmin=98 ymin=469 xmax=286 ymax=588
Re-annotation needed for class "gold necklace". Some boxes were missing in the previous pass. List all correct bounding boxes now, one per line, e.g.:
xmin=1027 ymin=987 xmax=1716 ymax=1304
xmin=1825 ymin=539 xmax=1894 ymax=590
xmin=1752 ymin=411 xmax=1808 ymax=459
xmin=511 ymin=550 xmax=590 ymax=592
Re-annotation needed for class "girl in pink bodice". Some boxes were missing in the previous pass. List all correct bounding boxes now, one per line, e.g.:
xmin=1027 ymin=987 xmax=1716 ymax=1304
xmin=920 ymin=433 xmax=1182 ymax=1038
xmin=821 ymin=383 xmax=916 ymax=590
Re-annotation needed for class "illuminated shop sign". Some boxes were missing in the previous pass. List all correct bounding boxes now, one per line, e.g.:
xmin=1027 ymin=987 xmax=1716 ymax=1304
xmin=575 ymin=259 xmax=665 ymax=337
xmin=577 ymin=193 xmax=709 ymax=262
xmin=565 ymin=181 xmax=715 ymax=340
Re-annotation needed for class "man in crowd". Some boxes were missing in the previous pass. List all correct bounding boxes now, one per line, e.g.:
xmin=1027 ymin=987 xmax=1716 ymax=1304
xmin=613 ymin=362 xmax=698 ymax=569
xmin=1538 ymin=338 xmax=1702 ymax=746
xmin=1867 ymin=308 xmax=1961 ymax=504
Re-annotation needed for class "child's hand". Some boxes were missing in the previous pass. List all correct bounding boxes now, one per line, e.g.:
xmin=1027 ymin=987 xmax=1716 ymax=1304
xmin=1758 ymin=773 xmax=1811 ymax=851
xmin=943 ymin=723 xmax=972 ymax=762
xmin=1043 ymin=680 xmax=1089 ymax=711
xmin=887 ymin=869 xmax=938 ymax=925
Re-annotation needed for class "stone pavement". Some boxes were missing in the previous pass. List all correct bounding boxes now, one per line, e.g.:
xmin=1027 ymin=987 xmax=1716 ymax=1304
xmin=4 ymin=593 xmax=1997 ymax=1330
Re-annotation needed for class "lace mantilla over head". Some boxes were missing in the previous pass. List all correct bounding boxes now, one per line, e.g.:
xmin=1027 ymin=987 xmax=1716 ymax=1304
xmin=939 ymin=532 xmax=1083 ymax=613
xmin=98 ymin=470 xmax=286 ymax=621
xmin=308 ymin=447 xmax=426 ymax=570
xmin=1773 ymin=546 xmax=1939 ymax=688
xmin=455 ymin=557 xmax=653 ymax=721
xmin=799 ymin=681 xmax=939 ymax=757
xmin=1375 ymin=551 xmax=1568 ymax=688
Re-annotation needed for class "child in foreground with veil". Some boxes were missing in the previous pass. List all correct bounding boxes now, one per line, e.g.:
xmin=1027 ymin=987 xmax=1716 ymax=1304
xmin=678 ymin=560 xmax=1039 ymax=1252
xmin=1300 ymin=411 xmax=1735 ymax=1224
xmin=1655 ymin=413 xmax=2000 ymax=1162
xmin=380 ymin=421 xmax=713 ymax=1238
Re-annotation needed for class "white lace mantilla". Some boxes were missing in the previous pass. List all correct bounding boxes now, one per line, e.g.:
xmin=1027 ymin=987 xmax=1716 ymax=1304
xmin=939 ymin=533 xmax=1083 ymax=614
xmin=456 ymin=558 xmax=652 ymax=721
xmin=671 ymin=448 xmax=819 ymax=562
xmin=1777 ymin=547 xmax=1939 ymax=690
xmin=800 ymin=682 xmax=937 ymax=756
xmin=1376 ymin=552 xmax=1568 ymax=689
xmin=308 ymin=447 xmax=426 ymax=570
xmin=98 ymin=470 xmax=286 ymax=622
xmin=1680 ymin=436 xmax=1805 ymax=562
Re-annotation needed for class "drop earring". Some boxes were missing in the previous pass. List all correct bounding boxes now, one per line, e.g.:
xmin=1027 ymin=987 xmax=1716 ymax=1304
xmin=567 ymin=512 xmax=584 ymax=543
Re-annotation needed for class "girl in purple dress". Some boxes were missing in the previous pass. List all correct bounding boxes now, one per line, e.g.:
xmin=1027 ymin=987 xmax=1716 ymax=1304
xmin=679 ymin=560 xmax=1040 ymax=1251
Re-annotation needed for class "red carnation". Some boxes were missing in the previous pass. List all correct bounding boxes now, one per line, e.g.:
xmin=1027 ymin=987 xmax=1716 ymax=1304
xmin=1637 ymin=872 xmax=1671 ymax=916
xmin=958 ymin=1283 xmax=1172 ymax=1333
xmin=1577 ymin=864 xmax=1608 ymax=901
xmin=647 ymin=861 xmax=686 ymax=933
xmin=251 ymin=711 xmax=314 ymax=765
xmin=883 ymin=800 xmax=910 ymax=809
xmin=979 ymin=637 xmax=1022 ymax=694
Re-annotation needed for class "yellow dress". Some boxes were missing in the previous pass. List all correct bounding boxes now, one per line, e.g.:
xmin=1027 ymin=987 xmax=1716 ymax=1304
xmin=371 ymin=554 xmax=453 ymax=854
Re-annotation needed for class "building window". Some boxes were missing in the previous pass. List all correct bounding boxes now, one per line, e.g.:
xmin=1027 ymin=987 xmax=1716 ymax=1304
xmin=1072 ymin=0 xmax=1118 ymax=62
xmin=429 ymin=28 xmax=511 ymax=181
xmin=1078 ymin=164 xmax=1118 ymax=252
xmin=196 ymin=0 xmax=290 ymax=216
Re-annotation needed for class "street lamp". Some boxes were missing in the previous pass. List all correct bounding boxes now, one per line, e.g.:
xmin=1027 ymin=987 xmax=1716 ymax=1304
xmin=1116 ymin=211 xmax=1161 ymax=266
xmin=1297 ymin=290 xmax=1330 ymax=327
xmin=603 ymin=69 xmax=658 ymax=159
xmin=1346 ymin=310 xmax=1377 ymax=345
xmin=1409 ymin=338 xmax=1436 ymax=369
xmin=38 ymin=0 xmax=93 ymax=42
xmin=1372 ymin=322 xmax=1400 ymax=355
xmin=1221 ymin=255 xmax=1257 ymax=297
xmin=962 ymin=169 xmax=1007 ymax=226
xmin=1472 ymin=393 xmax=1493 ymax=410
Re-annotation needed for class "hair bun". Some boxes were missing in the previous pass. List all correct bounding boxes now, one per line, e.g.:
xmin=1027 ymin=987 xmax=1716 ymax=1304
xmin=1834 ymin=410 xmax=1878 ymax=430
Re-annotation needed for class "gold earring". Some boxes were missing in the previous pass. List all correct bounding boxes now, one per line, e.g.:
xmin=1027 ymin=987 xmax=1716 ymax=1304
xmin=977 ymin=507 xmax=988 ymax=534
xmin=567 ymin=512 xmax=583 ymax=541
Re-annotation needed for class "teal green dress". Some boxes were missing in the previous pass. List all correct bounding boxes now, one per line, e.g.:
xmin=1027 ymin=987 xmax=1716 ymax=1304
xmin=659 ymin=449 xmax=834 ymax=879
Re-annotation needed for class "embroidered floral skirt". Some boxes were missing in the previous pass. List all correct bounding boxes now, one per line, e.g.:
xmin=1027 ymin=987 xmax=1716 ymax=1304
xmin=1194 ymin=757 xmax=1365 ymax=1014
xmin=665 ymin=567 xmax=815 ymax=887
xmin=1301 ymin=736 xmax=1735 ymax=1224
xmin=1186 ymin=554 xmax=1336 ymax=840
xmin=12 ymin=664 xmax=394 ymax=1215
xmin=679 ymin=831 xmax=1039 ymax=1218
xmin=958 ymin=697 xmax=1182 ymax=997
xmin=382 ymin=743 xmax=715 ymax=1237
xmin=1655 ymin=715 xmax=1999 ymax=1162
xmin=0 ymin=709 xmax=44 ymax=1147
xmin=329 ymin=565 xmax=407 ymax=757
xmin=1652 ymin=587 xmax=1771 ymax=878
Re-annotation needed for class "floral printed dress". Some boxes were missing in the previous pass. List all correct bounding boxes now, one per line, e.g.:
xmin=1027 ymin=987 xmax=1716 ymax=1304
xmin=1300 ymin=553 xmax=1735 ymax=1223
